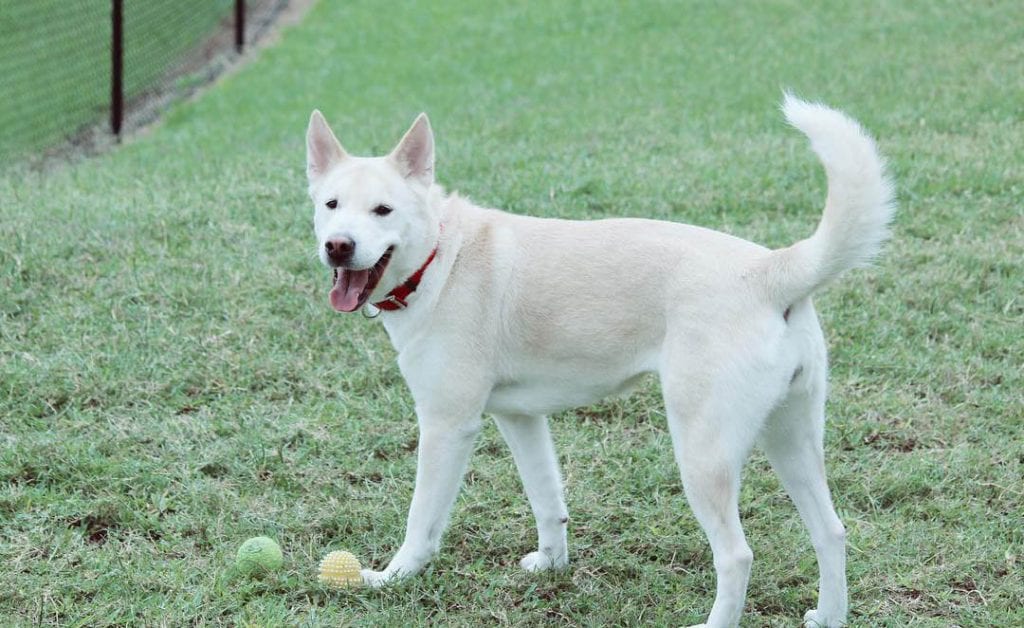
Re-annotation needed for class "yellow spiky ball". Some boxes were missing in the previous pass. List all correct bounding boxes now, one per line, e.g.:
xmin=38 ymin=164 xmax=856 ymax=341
xmin=318 ymin=550 xmax=362 ymax=588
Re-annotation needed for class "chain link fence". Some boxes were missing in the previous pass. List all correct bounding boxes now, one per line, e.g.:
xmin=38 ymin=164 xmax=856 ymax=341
xmin=0 ymin=0 xmax=289 ymax=165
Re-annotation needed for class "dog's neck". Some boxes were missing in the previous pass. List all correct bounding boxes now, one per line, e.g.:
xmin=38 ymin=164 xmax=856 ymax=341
xmin=372 ymin=239 xmax=441 ymax=311
xmin=374 ymin=193 xmax=469 ymax=348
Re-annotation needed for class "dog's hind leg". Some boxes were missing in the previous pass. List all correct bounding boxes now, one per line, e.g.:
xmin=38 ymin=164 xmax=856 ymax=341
xmin=759 ymin=372 xmax=847 ymax=627
xmin=661 ymin=352 xmax=783 ymax=628
xmin=494 ymin=413 xmax=569 ymax=572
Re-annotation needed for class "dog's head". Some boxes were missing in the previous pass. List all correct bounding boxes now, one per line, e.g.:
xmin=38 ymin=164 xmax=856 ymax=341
xmin=306 ymin=111 xmax=441 ymax=312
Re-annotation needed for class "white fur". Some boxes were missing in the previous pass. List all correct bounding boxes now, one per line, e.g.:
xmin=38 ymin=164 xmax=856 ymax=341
xmin=762 ymin=94 xmax=896 ymax=308
xmin=304 ymin=97 xmax=894 ymax=628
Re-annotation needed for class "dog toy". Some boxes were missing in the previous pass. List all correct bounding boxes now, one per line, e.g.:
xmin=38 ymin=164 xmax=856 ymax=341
xmin=235 ymin=536 xmax=283 ymax=575
xmin=318 ymin=550 xmax=363 ymax=588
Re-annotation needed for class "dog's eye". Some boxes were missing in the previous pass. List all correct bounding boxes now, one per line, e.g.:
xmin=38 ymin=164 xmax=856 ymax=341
xmin=325 ymin=199 xmax=338 ymax=210
xmin=373 ymin=204 xmax=393 ymax=217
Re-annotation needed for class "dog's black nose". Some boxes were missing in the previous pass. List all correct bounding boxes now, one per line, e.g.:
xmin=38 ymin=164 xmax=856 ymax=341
xmin=325 ymin=238 xmax=355 ymax=266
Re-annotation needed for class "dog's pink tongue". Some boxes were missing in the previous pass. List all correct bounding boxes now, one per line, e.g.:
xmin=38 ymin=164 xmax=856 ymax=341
xmin=330 ymin=269 xmax=370 ymax=312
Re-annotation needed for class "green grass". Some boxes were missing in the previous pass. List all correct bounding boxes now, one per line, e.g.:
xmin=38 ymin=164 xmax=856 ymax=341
xmin=1 ymin=0 xmax=1022 ymax=625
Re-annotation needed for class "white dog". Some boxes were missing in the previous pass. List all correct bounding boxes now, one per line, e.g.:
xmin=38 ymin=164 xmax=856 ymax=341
xmin=304 ymin=96 xmax=894 ymax=627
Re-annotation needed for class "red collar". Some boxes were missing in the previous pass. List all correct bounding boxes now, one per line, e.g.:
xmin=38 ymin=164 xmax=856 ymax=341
xmin=373 ymin=246 xmax=439 ymax=311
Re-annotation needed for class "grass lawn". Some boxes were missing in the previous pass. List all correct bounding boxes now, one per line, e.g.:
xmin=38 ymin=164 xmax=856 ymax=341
xmin=1 ymin=0 xmax=1022 ymax=625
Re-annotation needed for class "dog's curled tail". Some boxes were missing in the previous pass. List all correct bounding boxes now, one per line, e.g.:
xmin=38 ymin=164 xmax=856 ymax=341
xmin=762 ymin=94 xmax=895 ymax=308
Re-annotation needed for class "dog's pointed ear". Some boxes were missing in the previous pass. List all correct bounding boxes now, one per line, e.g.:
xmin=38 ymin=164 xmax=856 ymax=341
xmin=306 ymin=110 xmax=348 ymax=181
xmin=388 ymin=113 xmax=434 ymax=184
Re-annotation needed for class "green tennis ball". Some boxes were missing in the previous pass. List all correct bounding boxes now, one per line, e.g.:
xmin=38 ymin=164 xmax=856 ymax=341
xmin=236 ymin=536 xmax=283 ymax=576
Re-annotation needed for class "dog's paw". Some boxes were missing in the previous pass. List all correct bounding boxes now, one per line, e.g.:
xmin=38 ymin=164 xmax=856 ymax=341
xmin=519 ymin=550 xmax=567 ymax=573
xmin=361 ymin=568 xmax=395 ymax=588
xmin=803 ymin=608 xmax=844 ymax=627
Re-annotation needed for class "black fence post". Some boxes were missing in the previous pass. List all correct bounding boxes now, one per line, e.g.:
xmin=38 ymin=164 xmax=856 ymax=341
xmin=235 ymin=0 xmax=245 ymax=53
xmin=111 ymin=0 xmax=124 ymax=137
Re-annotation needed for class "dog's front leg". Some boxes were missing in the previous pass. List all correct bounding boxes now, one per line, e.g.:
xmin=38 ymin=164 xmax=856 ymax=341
xmin=361 ymin=414 xmax=483 ymax=587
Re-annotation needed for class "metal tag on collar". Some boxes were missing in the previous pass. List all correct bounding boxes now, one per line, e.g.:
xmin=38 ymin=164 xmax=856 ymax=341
xmin=361 ymin=303 xmax=382 ymax=319
xmin=382 ymin=294 xmax=408 ymax=310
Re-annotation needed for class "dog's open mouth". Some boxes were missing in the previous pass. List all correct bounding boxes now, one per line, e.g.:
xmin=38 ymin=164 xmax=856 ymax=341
xmin=329 ymin=247 xmax=393 ymax=312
